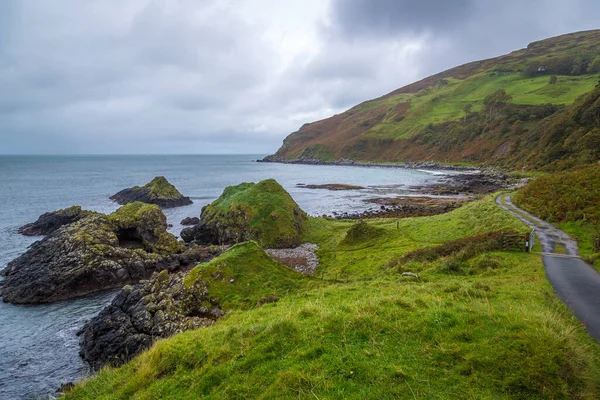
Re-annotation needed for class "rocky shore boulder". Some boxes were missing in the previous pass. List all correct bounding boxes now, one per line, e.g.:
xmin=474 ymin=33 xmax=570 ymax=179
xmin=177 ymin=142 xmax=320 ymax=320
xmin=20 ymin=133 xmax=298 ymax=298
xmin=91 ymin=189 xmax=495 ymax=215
xmin=18 ymin=205 xmax=92 ymax=236
xmin=181 ymin=179 xmax=307 ymax=248
xmin=0 ymin=202 xmax=194 ymax=304
xmin=110 ymin=176 xmax=193 ymax=208
xmin=79 ymin=241 xmax=304 ymax=368
xmin=180 ymin=216 xmax=200 ymax=225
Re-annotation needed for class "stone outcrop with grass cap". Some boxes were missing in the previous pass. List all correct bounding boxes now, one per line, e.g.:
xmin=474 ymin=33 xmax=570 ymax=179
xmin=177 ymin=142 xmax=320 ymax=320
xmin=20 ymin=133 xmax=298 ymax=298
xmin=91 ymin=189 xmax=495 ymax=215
xmin=110 ymin=176 xmax=192 ymax=208
xmin=0 ymin=202 xmax=210 ymax=304
xmin=181 ymin=179 xmax=308 ymax=248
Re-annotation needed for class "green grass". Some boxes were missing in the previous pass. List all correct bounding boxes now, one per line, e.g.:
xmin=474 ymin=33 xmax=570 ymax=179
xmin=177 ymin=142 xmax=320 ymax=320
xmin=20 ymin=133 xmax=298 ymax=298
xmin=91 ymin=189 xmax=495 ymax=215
xmin=63 ymin=194 xmax=600 ymax=399
xmin=304 ymin=194 xmax=527 ymax=279
xmin=65 ymin=252 xmax=600 ymax=400
xmin=184 ymin=242 xmax=307 ymax=310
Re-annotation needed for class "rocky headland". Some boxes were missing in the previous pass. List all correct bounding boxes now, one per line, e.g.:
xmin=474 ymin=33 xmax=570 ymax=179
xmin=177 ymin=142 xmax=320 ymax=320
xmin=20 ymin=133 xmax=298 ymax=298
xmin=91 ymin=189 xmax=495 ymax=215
xmin=181 ymin=179 xmax=307 ymax=248
xmin=110 ymin=176 xmax=193 ymax=208
xmin=18 ymin=205 xmax=91 ymax=236
xmin=0 ymin=202 xmax=206 ymax=304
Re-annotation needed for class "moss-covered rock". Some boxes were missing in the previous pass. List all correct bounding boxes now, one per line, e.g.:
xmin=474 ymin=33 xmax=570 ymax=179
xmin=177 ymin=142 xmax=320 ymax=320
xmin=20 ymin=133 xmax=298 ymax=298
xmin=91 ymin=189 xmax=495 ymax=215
xmin=0 ymin=204 xmax=190 ymax=304
xmin=79 ymin=242 xmax=303 ymax=367
xmin=110 ymin=176 xmax=192 ymax=208
xmin=182 ymin=179 xmax=307 ymax=248
xmin=108 ymin=202 xmax=183 ymax=254
xmin=17 ymin=205 xmax=92 ymax=236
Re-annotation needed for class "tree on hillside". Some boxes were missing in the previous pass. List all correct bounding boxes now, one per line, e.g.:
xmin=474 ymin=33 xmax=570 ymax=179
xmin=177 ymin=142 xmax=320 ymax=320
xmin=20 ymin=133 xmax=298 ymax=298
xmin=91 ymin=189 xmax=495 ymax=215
xmin=588 ymin=57 xmax=600 ymax=74
xmin=571 ymin=57 xmax=584 ymax=75
xmin=482 ymin=90 xmax=512 ymax=121
xmin=463 ymin=103 xmax=473 ymax=123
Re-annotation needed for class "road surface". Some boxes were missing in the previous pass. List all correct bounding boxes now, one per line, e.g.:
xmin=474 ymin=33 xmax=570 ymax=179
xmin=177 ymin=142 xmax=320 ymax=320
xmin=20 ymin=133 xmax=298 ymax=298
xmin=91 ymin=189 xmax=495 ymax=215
xmin=497 ymin=193 xmax=600 ymax=342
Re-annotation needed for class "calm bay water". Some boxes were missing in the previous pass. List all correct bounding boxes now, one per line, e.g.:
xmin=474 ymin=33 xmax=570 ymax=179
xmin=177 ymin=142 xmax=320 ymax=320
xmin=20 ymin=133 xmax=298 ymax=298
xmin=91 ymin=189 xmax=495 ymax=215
xmin=0 ymin=155 xmax=450 ymax=399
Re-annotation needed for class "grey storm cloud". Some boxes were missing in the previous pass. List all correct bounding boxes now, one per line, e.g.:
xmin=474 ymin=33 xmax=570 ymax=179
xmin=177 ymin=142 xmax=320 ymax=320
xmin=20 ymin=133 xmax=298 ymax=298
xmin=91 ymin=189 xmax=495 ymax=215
xmin=1 ymin=0 xmax=599 ymax=154
xmin=329 ymin=0 xmax=475 ymax=37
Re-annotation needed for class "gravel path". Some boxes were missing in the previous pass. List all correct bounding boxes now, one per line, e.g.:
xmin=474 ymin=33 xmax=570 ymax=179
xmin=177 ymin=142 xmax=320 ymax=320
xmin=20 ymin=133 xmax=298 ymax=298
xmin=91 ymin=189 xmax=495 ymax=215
xmin=497 ymin=193 xmax=600 ymax=342
xmin=266 ymin=243 xmax=319 ymax=275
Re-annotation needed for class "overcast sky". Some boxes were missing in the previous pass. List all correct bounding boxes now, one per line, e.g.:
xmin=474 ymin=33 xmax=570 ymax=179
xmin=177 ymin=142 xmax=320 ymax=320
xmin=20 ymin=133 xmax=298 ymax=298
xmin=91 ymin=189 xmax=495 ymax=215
xmin=1 ymin=0 xmax=598 ymax=154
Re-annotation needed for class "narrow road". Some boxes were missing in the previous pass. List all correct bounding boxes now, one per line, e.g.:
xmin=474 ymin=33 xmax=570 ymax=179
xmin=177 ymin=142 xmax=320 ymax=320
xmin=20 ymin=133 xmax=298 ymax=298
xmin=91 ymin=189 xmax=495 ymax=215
xmin=497 ymin=193 xmax=600 ymax=342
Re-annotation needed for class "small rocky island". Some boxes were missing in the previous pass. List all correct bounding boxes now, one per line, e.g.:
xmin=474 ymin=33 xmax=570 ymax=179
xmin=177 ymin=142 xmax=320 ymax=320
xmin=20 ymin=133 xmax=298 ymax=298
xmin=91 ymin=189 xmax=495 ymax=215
xmin=1 ymin=202 xmax=208 ymax=304
xmin=110 ymin=176 xmax=193 ymax=208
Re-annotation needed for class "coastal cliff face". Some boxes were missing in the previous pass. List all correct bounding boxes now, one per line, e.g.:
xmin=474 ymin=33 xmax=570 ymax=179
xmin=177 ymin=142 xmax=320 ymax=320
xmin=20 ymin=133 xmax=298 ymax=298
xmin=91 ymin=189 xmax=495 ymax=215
xmin=1 ymin=202 xmax=190 ymax=304
xmin=267 ymin=30 xmax=600 ymax=171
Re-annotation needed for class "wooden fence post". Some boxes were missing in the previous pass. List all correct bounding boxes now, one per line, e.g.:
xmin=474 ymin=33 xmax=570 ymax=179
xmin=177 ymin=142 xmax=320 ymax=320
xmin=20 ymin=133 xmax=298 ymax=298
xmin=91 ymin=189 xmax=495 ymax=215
xmin=594 ymin=236 xmax=600 ymax=254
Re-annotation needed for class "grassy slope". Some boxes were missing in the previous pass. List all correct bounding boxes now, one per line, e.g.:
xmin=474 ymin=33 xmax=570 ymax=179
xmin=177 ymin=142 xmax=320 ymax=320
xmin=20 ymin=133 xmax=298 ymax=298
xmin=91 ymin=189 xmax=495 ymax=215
xmin=184 ymin=241 xmax=306 ymax=310
xmin=362 ymin=73 xmax=599 ymax=141
xmin=513 ymin=166 xmax=600 ymax=270
xmin=272 ymin=30 xmax=600 ymax=169
xmin=65 ymin=195 xmax=600 ymax=399
xmin=65 ymin=254 xmax=600 ymax=400
xmin=304 ymin=195 xmax=527 ymax=279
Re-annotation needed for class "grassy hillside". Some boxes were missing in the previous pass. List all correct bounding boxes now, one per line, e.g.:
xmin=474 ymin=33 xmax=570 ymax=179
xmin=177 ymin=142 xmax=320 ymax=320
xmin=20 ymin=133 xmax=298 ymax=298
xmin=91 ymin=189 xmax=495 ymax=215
xmin=513 ymin=165 xmax=600 ymax=269
xmin=184 ymin=241 xmax=306 ymax=310
xmin=64 ymin=195 xmax=600 ymax=399
xmin=269 ymin=30 xmax=600 ymax=170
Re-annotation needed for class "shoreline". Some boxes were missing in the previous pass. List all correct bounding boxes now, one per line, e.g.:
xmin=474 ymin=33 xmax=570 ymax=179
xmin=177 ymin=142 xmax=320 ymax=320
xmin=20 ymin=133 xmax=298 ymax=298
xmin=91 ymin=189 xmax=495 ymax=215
xmin=257 ymin=156 xmax=494 ymax=173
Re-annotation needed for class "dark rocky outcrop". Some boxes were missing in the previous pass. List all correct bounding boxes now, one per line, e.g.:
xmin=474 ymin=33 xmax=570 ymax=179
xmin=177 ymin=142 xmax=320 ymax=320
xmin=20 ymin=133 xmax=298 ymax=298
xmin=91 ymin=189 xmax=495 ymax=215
xmin=79 ymin=254 xmax=222 ymax=369
xmin=110 ymin=176 xmax=192 ymax=208
xmin=410 ymin=171 xmax=524 ymax=196
xmin=18 ymin=205 xmax=91 ymax=236
xmin=180 ymin=221 xmax=219 ymax=244
xmin=0 ymin=202 xmax=196 ymax=304
xmin=181 ymin=179 xmax=307 ymax=248
xmin=180 ymin=216 xmax=200 ymax=225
